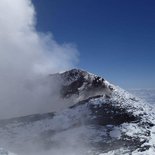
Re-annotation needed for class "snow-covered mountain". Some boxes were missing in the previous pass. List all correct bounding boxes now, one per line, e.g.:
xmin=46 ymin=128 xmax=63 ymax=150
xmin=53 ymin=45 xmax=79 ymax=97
xmin=0 ymin=69 xmax=155 ymax=155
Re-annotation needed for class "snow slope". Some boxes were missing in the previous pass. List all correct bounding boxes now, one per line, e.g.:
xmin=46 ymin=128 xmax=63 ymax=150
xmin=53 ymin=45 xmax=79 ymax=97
xmin=0 ymin=69 xmax=155 ymax=155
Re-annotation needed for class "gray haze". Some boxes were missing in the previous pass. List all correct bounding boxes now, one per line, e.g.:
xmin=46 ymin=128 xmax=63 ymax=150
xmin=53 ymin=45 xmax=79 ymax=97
xmin=0 ymin=0 xmax=78 ymax=119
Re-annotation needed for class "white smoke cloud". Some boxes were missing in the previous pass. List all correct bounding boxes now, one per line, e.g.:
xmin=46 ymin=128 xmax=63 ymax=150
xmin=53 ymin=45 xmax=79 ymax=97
xmin=0 ymin=0 xmax=78 ymax=118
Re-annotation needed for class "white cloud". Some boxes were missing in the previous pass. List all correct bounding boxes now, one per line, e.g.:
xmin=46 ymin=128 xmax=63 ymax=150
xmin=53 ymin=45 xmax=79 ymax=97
xmin=0 ymin=0 xmax=78 ymax=118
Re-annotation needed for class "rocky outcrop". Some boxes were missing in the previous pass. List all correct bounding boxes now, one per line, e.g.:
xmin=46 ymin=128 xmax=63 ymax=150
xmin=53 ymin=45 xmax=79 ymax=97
xmin=51 ymin=69 xmax=113 ymax=101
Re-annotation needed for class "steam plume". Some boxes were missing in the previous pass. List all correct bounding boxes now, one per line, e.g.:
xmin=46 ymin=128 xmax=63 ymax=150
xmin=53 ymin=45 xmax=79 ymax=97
xmin=0 ymin=0 xmax=78 ymax=118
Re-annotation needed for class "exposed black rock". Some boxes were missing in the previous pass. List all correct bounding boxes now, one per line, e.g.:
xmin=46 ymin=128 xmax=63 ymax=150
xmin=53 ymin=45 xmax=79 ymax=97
xmin=50 ymin=69 xmax=111 ymax=100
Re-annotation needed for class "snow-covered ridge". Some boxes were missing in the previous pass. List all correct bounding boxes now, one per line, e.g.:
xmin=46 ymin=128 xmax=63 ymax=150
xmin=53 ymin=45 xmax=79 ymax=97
xmin=0 ymin=69 xmax=155 ymax=155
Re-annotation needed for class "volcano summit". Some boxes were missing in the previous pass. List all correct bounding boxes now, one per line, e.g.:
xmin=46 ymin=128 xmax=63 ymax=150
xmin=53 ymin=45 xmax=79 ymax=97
xmin=0 ymin=69 xmax=155 ymax=155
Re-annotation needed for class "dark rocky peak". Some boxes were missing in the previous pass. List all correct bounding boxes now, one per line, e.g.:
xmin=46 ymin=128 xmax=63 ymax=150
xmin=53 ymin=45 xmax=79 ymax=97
xmin=50 ymin=69 xmax=114 ymax=101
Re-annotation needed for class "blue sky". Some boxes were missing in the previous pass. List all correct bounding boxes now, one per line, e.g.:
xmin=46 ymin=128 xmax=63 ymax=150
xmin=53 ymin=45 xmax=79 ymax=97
xmin=32 ymin=0 xmax=155 ymax=89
